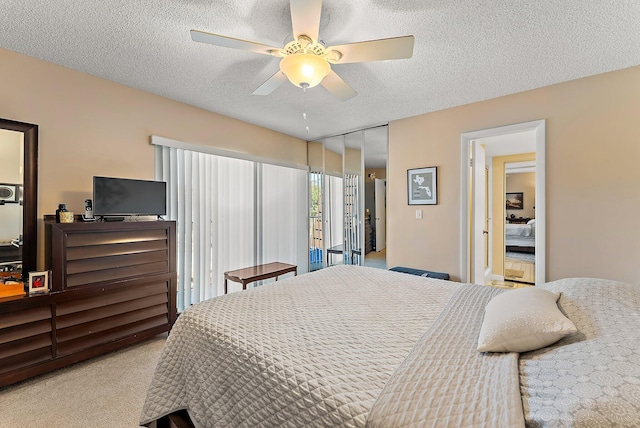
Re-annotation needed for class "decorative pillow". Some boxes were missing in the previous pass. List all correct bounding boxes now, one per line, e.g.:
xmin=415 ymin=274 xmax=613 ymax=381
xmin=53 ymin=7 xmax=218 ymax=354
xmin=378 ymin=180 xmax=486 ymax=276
xmin=477 ymin=287 xmax=577 ymax=353
xmin=527 ymin=219 xmax=536 ymax=235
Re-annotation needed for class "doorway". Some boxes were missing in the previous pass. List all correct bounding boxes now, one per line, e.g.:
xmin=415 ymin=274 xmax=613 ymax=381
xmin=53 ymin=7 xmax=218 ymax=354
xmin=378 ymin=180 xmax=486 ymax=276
xmin=460 ymin=120 xmax=546 ymax=286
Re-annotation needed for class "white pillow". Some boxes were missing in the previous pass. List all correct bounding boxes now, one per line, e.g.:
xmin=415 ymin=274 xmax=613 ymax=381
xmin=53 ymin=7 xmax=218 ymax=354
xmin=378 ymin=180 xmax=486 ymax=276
xmin=527 ymin=219 xmax=536 ymax=235
xmin=477 ymin=287 xmax=577 ymax=353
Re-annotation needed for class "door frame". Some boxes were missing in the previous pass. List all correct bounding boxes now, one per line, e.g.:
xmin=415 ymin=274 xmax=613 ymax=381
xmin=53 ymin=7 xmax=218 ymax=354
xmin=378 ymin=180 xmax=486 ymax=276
xmin=460 ymin=120 xmax=546 ymax=285
xmin=374 ymin=178 xmax=386 ymax=252
xmin=471 ymin=142 xmax=488 ymax=285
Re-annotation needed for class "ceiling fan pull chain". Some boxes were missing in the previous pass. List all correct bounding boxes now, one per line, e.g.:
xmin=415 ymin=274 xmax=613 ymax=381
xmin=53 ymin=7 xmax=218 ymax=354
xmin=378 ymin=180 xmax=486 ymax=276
xmin=302 ymin=83 xmax=310 ymax=135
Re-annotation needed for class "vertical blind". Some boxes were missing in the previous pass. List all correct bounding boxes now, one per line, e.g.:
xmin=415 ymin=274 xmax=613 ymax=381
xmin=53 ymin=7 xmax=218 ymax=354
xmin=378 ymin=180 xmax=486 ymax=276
xmin=156 ymin=145 xmax=308 ymax=312
xmin=344 ymin=173 xmax=361 ymax=265
xmin=309 ymin=171 xmax=323 ymax=271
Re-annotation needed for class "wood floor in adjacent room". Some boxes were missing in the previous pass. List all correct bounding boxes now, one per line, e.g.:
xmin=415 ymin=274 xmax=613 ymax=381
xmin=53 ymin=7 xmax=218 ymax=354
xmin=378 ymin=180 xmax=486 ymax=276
xmin=489 ymin=256 xmax=535 ymax=288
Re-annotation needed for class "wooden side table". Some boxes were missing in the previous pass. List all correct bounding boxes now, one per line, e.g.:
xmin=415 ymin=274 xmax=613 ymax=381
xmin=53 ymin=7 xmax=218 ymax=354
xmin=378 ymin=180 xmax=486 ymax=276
xmin=224 ymin=262 xmax=297 ymax=294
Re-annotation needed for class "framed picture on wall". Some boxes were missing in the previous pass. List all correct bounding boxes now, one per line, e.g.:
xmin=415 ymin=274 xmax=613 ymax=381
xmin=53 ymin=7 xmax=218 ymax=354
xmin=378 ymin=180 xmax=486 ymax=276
xmin=506 ymin=192 xmax=524 ymax=210
xmin=408 ymin=167 xmax=437 ymax=205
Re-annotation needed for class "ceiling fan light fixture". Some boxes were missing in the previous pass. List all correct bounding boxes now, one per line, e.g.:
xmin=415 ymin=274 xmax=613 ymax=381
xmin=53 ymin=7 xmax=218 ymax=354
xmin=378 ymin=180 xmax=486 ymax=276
xmin=279 ymin=53 xmax=331 ymax=88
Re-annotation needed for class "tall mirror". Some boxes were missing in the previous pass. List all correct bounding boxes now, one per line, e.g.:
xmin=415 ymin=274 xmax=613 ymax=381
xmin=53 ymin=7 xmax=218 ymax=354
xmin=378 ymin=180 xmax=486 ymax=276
xmin=308 ymin=126 xmax=388 ymax=271
xmin=344 ymin=132 xmax=363 ymax=265
xmin=308 ymin=140 xmax=324 ymax=271
xmin=363 ymin=126 xmax=388 ymax=269
xmin=323 ymin=136 xmax=344 ymax=267
xmin=0 ymin=118 xmax=38 ymax=277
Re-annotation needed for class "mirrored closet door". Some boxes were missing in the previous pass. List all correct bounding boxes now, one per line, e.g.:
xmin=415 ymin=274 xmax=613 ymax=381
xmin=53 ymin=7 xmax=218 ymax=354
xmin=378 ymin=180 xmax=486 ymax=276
xmin=363 ymin=126 xmax=388 ymax=269
xmin=307 ymin=125 xmax=388 ymax=271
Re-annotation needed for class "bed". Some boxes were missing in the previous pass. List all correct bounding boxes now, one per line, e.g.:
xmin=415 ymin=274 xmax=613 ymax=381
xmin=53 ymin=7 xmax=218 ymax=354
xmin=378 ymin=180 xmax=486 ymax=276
xmin=506 ymin=219 xmax=535 ymax=253
xmin=140 ymin=265 xmax=640 ymax=427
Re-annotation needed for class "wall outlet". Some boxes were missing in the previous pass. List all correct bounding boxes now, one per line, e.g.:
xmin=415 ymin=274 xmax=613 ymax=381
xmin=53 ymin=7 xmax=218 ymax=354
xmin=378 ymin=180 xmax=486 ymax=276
xmin=416 ymin=209 xmax=422 ymax=219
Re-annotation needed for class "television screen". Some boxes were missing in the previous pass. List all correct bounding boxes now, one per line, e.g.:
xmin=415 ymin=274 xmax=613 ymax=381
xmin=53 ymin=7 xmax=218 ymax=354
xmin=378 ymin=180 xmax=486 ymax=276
xmin=93 ymin=176 xmax=166 ymax=216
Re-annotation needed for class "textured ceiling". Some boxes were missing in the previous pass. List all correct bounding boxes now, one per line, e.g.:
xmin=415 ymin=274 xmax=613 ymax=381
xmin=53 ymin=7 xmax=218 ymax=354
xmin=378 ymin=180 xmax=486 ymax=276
xmin=1 ymin=1 xmax=640 ymax=142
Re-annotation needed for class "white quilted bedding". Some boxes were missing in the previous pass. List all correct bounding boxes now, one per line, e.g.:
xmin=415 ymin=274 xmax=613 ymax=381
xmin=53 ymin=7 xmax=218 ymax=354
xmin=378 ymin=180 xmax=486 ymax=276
xmin=520 ymin=278 xmax=640 ymax=427
xmin=141 ymin=267 xmax=640 ymax=427
xmin=140 ymin=265 xmax=461 ymax=427
xmin=506 ymin=223 xmax=533 ymax=237
xmin=367 ymin=284 xmax=525 ymax=428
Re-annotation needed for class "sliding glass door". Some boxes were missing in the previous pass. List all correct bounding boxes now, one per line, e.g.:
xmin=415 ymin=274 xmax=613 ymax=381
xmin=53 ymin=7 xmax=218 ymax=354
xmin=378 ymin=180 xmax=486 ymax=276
xmin=156 ymin=145 xmax=308 ymax=312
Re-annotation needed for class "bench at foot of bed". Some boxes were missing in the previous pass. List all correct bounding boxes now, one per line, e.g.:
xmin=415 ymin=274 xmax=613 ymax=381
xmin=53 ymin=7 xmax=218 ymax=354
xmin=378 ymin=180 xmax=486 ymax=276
xmin=389 ymin=266 xmax=450 ymax=280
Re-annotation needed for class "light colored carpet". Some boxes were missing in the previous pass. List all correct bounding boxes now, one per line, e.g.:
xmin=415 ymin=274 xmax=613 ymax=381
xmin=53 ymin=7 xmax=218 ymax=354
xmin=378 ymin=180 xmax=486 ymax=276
xmin=363 ymin=248 xmax=387 ymax=270
xmin=0 ymin=335 xmax=166 ymax=428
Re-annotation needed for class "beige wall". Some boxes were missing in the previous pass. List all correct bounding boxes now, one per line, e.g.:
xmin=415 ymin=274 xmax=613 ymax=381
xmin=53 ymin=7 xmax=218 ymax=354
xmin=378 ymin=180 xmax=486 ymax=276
xmin=308 ymin=141 xmax=323 ymax=172
xmin=0 ymin=129 xmax=23 ymax=183
xmin=325 ymin=149 xmax=343 ymax=176
xmin=344 ymin=147 xmax=362 ymax=175
xmin=0 ymin=48 xmax=306 ymax=268
xmin=506 ymin=171 xmax=535 ymax=219
xmin=389 ymin=65 xmax=640 ymax=284
xmin=0 ymin=129 xmax=23 ymax=242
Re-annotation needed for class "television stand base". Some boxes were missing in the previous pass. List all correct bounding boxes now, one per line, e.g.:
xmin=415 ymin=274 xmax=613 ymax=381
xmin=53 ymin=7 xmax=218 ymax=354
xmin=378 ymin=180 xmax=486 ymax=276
xmin=103 ymin=216 xmax=125 ymax=222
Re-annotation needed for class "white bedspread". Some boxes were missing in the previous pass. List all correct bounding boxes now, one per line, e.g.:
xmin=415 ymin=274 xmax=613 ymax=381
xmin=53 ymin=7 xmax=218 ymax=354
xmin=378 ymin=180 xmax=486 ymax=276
xmin=520 ymin=278 xmax=640 ymax=427
xmin=140 ymin=265 xmax=460 ymax=427
xmin=141 ymin=266 xmax=639 ymax=426
xmin=506 ymin=223 xmax=533 ymax=237
xmin=367 ymin=284 xmax=525 ymax=427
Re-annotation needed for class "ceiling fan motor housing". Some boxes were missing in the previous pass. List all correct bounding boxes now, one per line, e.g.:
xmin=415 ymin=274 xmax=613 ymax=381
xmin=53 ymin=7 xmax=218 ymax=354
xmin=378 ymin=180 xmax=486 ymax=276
xmin=279 ymin=53 xmax=330 ymax=88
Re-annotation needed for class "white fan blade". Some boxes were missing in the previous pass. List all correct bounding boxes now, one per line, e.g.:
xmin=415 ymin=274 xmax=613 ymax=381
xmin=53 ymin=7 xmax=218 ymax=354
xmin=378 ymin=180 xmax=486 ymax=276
xmin=252 ymin=71 xmax=289 ymax=96
xmin=321 ymin=70 xmax=357 ymax=101
xmin=191 ymin=30 xmax=280 ymax=55
xmin=290 ymin=0 xmax=322 ymax=42
xmin=329 ymin=36 xmax=414 ymax=64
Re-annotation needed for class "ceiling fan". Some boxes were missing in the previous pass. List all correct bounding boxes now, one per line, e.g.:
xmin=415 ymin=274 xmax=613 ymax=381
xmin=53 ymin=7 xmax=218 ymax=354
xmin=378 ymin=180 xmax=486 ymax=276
xmin=190 ymin=0 xmax=414 ymax=101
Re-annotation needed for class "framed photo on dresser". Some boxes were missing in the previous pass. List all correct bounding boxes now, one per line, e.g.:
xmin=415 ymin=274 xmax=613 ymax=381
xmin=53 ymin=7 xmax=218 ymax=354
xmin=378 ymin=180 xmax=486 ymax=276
xmin=28 ymin=271 xmax=50 ymax=294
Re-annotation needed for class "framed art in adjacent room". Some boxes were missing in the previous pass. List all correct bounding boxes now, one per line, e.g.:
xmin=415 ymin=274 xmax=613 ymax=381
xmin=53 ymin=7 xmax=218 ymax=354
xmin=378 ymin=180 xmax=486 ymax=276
xmin=0 ymin=183 xmax=18 ymax=203
xmin=408 ymin=166 xmax=437 ymax=205
xmin=28 ymin=271 xmax=50 ymax=294
xmin=506 ymin=192 xmax=524 ymax=210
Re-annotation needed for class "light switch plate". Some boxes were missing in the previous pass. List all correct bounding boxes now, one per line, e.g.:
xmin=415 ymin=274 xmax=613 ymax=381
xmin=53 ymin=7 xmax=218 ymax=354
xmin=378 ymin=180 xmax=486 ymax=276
xmin=416 ymin=209 xmax=422 ymax=219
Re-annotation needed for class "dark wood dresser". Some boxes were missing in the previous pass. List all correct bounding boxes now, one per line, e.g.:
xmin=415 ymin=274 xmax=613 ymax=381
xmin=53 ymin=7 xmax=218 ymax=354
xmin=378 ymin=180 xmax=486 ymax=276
xmin=506 ymin=217 xmax=532 ymax=224
xmin=0 ymin=220 xmax=176 ymax=388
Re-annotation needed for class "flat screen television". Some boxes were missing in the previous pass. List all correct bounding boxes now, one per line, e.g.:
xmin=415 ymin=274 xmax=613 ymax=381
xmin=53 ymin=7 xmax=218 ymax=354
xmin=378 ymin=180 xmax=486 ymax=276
xmin=93 ymin=176 xmax=166 ymax=217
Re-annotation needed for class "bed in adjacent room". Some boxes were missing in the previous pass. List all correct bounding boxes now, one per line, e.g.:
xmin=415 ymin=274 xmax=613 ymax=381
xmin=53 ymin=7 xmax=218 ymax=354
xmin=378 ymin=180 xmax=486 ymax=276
xmin=506 ymin=219 xmax=536 ymax=253
xmin=140 ymin=265 xmax=640 ymax=427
